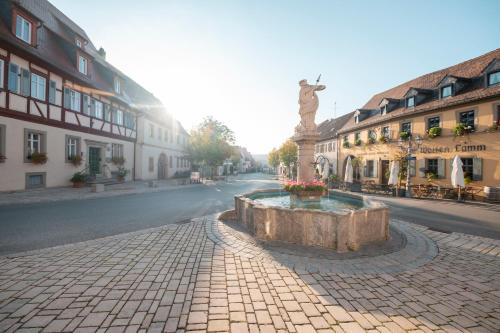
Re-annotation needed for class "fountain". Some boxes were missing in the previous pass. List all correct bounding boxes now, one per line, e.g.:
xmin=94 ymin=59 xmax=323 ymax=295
xmin=226 ymin=78 xmax=389 ymax=252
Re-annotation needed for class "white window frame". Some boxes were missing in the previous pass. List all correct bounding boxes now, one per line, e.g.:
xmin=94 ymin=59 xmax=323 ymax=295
xmin=112 ymin=143 xmax=124 ymax=159
xmin=70 ymin=89 xmax=81 ymax=112
xmin=115 ymin=110 xmax=123 ymax=125
xmin=27 ymin=132 xmax=40 ymax=156
xmin=30 ymin=73 xmax=46 ymax=101
xmin=488 ymin=71 xmax=500 ymax=87
xmin=67 ymin=137 xmax=78 ymax=158
xmin=93 ymin=100 xmax=103 ymax=119
xmin=441 ymin=85 xmax=452 ymax=98
xmin=0 ymin=59 xmax=4 ymax=89
xmin=78 ymin=55 xmax=87 ymax=75
xmin=15 ymin=15 xmax=31 ymax=44
xmin=406 ymin=96 xmax=415 ymax=108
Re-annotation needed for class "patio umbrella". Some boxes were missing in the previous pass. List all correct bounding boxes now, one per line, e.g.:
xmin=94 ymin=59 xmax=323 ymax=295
xmin=322 ymin=161 xmax=330 ymax=180
xmin=451 ymin=155 xmax=465 ymax=200
xmin=388 ymin=160 xmax=400 ymax=185
xmin=344 ymin=156 xmax=353 ymax=183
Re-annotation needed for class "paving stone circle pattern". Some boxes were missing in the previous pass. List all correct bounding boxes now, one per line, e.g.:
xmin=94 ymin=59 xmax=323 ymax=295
xmin=0 ymin=215 xmax=499 ymax=333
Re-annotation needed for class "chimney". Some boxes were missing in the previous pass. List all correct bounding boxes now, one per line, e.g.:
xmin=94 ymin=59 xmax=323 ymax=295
xmin=98 ymin=47 xmax=106 ymax=59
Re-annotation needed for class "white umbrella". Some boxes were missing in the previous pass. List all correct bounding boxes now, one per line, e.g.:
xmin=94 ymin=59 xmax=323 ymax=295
xmin=344 ymin=156 xmax=353 ymax=183
xmin=388 ymin=160 xmax=400 ymax=185
xmin=322 ymin=161 xmax=330 ymax=180
xmin=451 ymin=155 xmax=465 ymax=201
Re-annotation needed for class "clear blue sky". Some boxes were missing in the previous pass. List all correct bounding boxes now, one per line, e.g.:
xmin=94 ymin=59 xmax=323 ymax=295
xmin=51 ymin=0 xmax=500 ymax=154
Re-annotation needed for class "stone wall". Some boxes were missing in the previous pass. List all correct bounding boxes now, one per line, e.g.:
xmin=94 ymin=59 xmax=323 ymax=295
xmin=235 ymin=189 xmax=389 ymax=252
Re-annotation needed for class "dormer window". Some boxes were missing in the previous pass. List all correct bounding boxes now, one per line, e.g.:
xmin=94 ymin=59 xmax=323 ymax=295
xmin=76 ymin=39 xmax=82 ymax=48
xmin=354 ymin=115 xmax=359 ymax=124
xmin=406 ymin=96 xmax=415 ymax=108
xmin=381 ymin=105 xmax=387 ymax=115
xmin=15 ymin=15 xmax=32 ymax=44
xmin=488 ymin=71 xmax=500 ymax=86
xmin=78 ymin=55 xmax=87 ymax=75
xmin=441 ymin=85 xmax=453 ymax=98
xmin=114 ymin=77 xmax=121 ymax=94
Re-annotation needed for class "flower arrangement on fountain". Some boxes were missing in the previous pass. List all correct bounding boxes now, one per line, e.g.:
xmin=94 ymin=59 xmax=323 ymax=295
xmin=284 ymin=180 xmax=327 ymax=198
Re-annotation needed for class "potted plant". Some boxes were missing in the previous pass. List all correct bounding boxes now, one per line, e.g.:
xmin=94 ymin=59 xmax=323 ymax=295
xmin=30 ymin=152 xmax=48 ymax=165
xmin=427 ymin=127 xmax=442 ymax=139
xmin=378 ymin=136 xmax=388 ymax=144
xmin=426 ymin=171 xmax=437 ymax=183
xmin=464 ymin=176 xmax=472 ymax=186
xmin=453 ymin=123 xmax=474 ymax=137
xmin=342 ymin=141 xmax=350 ymax=148
xmin=69 ymin=155 xmax=83 ymax=167
xmin=399 ymin=131 xmax=411 ymax=141
xmin=111 ymin=156 xmax=125 ymax=166
xmin=70 ymin=171 xmax=87 ymax=188
xmin=116 ymin=167 xmax=129 ymax=182
xmin=354 ymin=139 xmax=362 ymax=146
xmin=367 ymin=137 xmax=376 ymax=145
xmin=0 ymin=154 xmax=6 ymax=163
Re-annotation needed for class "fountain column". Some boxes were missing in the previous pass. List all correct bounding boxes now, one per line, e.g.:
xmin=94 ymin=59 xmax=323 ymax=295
xmin=293 ymin=131 xmax=319 ymax=183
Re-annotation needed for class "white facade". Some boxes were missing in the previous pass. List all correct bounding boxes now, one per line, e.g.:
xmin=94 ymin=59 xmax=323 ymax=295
xmin=134 ymin=115 xmax=190 ymax=180
xmin=314 ymin=138 xmax=339 ymax=177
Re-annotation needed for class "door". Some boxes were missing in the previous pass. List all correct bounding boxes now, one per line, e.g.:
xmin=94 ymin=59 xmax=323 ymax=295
xmin=381 ymin=160 xmax=390 ymax=184
xmin=158 ymin=153 xmax=167 ymax=179
xmin=88 ymin=147 xmax=101 ymax=176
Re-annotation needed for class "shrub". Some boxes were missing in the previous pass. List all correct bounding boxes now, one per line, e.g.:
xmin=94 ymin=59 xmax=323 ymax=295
xmin=464 ymin=176 xmax=472 ymax=185
xmin=69 ymin=155 xmax=83 ymax=167
xmin=378 ymin=136 xmax=388 ymax=144
xmin=427 ymin=127 xmax=442 ymax=139
xmin=117 ymin=167 xmax=129 ymax=178
xmin=70 ymin=172 xmax=87 ymax=183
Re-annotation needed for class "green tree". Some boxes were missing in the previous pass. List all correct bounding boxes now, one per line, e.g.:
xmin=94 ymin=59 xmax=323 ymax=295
xmin=188 ymin=117 xmax=235 ymax=178
xmin=279 ymin=139 xmax=297 ymax=178
xmin=268 ymin=148 xmax=280 ymax=170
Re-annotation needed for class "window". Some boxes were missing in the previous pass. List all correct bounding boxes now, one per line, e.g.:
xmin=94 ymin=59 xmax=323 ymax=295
xmin=368 ymin=130 xmax=376 ymax=140
xmin=426 ymin=159 xmax=438 ymax=175
xmin=148 ymin=157 xmax=154 ymax=172
xmin=104 ymin=104 xmax=111 ymax=122
xmin=459 ymin=110 xmax=475 ymax=129
xmin=427 ymin=116 xmax=440 ymax=130
xmin=488 ymin=71 xmax=500 ymax=86
xmin=401 ymin=122 xmax=411 ymax=133
xmin=76 ymin=39 xmax=82 ymax=48
xmin=164 ymin=130 xmax=168 ymax=142
xmin=113 ymin=109 xmax=123 ymax=125
xmin=8 ymin=63 xmax=19 ymax=92
xmin=327 ymin=142 xmax=332 ymax=152
xmin=365 ymin=160 xmax=376 ymax=178
xmin=0 ymin=59 xmax=4 ymax=89
xmin=354 ymin=115 xmax=359 ymax=124
xmin=15 ymin=15 xmax=31 ymax=44
xmin=20 ymin=68 xmax=30 ymax=96
xmin=355 ymin=132 xmax=360 ymax=141
xmin=64 ymin=88 xmax=81 ymax=112
xmin=406 ymin=96 xmax=415 ymax=108
xmin=112 ymin=143 xmax=124 ymax=159
xmin=149 ymin=124 xmax=154 ymax=138
xmin=78 ymin=55 xmax=87 ymax=75
xmin=49 ymin=80 xmax=56 ymax=104
xmin=26 ymin=173 xmax=46 ymax=189
xmin=24 ymin=129 xmax=46 ymax=162
xmin=381 ymin=126 xmax=390 ymax=138
xmin=31 ymin=72 xmax=47 ymax=101
xmin=114 ymin=78 xmax=121 ymax=94
xmin=66 ymin=136 xmax=80 ymax=161
xmin=158 ymin=128 xmax=162 ymax=140
xmin=92 ymin=100 xmax=103 ymax=119
xmin=461 ymin=158 xmax=473 ymax=179
xmin=176 ymin=157 xmax=179 ymax=168
xmin=441 ymin=85 xmax=452 ymax=98
xmin=0 ymin=124 xmax=6 ymax=160
xmin=82 ymin=95 xmax=91 ymax=115
xmin=124 ymin=112 xmax=135 ymax=129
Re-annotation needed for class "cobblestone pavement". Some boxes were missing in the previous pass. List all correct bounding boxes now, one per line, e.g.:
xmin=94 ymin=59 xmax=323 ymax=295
xmin=0 ymin=216 xmax=499 ymax=333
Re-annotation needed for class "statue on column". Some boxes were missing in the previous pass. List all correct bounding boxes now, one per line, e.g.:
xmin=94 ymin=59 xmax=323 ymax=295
xmin=295 ymin=78 xmax=326 ymax=134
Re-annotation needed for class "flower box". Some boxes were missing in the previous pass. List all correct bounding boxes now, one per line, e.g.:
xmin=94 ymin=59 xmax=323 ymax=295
xmin=290 ymin=191 xmax=324 ymax=202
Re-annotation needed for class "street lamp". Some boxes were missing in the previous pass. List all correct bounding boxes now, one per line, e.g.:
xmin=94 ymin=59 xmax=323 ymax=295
xmin=397 ymin=134 xmax=423 ymax=198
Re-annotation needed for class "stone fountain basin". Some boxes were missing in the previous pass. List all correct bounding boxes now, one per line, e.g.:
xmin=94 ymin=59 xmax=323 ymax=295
xmin=234 ymin=189 xmax=389 ymax=252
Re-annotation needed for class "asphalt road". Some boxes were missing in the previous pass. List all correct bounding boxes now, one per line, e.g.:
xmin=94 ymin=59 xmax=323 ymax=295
xmin=0 ymin=173 xmax=499 ymax=255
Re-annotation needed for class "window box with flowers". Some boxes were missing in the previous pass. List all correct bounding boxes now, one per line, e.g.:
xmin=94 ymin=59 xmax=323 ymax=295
xmin=342 ymin=141 xmax=350 ymax=148
xmin=427 ymin=127 xmax=442 ymax=139
xmin=453 ymin=123 xmax=474 ymax=137
xmin=378 ymin=136 xmax=388 ymax=144
xmin=367 ymin=137 xmax=376 ymax=145
xmin=69 ymin=155 xmax=83 ymax=167
xmin=30 ymin=152 xmax=48 ymax=165
xmin=354 ymin=139 xmax=362 ymax=146
xmin=399 ymin=131 xmax=411 ymax=140
xmin=284 ymin=180 xmax=327 ymax=201
xmin=111 ymin=156 xmax=125 ymax=166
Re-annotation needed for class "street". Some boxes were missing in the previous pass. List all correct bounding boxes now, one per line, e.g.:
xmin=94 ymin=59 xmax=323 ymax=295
xmin=0 ymin=173 xmax=499 ymax=255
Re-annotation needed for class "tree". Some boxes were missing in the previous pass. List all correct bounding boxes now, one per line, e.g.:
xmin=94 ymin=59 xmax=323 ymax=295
xmin=268 ymin=148 xmax=280 ymax=171
xmin=187 ymin=117 xmax=235 ymax=178
xmin=279 ymin=139 xmax=297 ymax=179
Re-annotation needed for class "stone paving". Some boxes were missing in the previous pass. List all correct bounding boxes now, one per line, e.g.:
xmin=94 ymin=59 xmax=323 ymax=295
xmin=0 ymin=215 xmax=499 ymax=333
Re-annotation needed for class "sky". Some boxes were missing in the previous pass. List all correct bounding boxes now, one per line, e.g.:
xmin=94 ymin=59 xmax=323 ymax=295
xmin=50 ymin=0 xmax=500 ymax=155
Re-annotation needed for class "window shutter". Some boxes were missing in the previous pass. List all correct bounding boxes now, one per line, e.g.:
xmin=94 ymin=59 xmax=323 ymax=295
xmin=437 ymin=158 xmax=445 ymax=179
xmin=49 ymin=81 xmax=56 ymax=104
xmin=373 ymin=160 xmax=378 ymax=178
xmin=418 ymin=159 xmax=425 ymax=177
xmin=472 ymin=158 xmax=483 ymax=181
xmin=20 ymin=68 xmax=30 ymax=96
xmin=82 ymin=95 xmax=90 ymax=115
xmin=8 ymin=63 xmax=19 ymax=92
xmin=63 ymin=88 xmax=70 ymax=109
xmin=363 ymin=165 xmax=368 ymax=177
